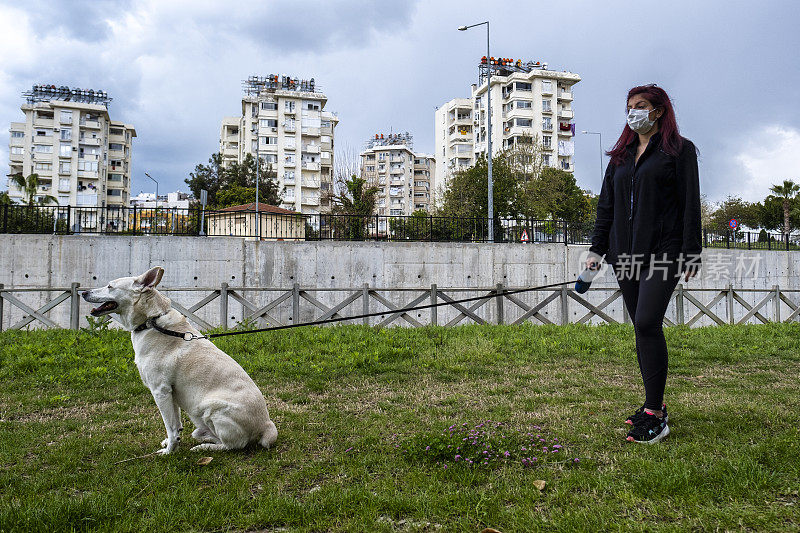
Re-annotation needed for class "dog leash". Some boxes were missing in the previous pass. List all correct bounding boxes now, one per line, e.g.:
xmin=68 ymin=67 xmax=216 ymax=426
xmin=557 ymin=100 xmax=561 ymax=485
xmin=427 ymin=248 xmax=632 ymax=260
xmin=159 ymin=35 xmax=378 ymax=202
xmin=137 ymin=280 xmax=578 ymax=342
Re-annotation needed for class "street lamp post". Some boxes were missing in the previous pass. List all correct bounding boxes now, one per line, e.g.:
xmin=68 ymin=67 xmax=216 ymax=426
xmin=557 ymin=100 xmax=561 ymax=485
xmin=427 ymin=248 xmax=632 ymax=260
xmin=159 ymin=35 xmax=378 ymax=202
xmin=581 ymin=131 xmax=604 ymax=184
xmin=459 ymin=21 xmax=494 ymax=242
xmin=251 ymin=121 xmax=260 ymax=237
xmin=144 ymin=172 xmax=159 ymax=209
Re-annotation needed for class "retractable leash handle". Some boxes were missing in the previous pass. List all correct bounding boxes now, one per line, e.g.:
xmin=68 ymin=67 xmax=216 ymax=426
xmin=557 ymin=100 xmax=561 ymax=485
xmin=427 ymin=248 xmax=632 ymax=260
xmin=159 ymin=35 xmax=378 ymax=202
xmin=574 ymin=261 xmax=602 ymax=294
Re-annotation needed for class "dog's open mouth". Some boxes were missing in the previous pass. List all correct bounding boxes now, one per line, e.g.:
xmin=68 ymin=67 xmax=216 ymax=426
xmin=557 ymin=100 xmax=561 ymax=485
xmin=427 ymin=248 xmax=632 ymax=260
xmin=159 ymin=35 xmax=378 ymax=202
xmin=90 ymin=301 xmax=118 ymax=316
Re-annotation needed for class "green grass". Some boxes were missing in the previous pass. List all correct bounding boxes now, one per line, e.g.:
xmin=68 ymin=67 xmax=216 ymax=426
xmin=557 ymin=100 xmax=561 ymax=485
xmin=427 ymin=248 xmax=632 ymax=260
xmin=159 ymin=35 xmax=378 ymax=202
xmin=1 ymin=323 xmax=799 ymax=532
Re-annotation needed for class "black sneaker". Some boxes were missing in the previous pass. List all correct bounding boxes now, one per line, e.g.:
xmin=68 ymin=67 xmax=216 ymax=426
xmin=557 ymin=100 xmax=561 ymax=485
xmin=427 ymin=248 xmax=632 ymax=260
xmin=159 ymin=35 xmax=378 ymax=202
xmin=626 ymin=412 xmax=670 ymax=444
xmin=625 ymin=403 xmax=668 ymax=426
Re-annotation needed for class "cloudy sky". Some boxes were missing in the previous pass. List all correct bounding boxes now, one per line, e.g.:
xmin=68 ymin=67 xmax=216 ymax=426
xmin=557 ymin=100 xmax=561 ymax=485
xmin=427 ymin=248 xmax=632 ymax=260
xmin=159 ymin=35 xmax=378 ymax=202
xmin=1 ymin=0 xmax=798 ymax=204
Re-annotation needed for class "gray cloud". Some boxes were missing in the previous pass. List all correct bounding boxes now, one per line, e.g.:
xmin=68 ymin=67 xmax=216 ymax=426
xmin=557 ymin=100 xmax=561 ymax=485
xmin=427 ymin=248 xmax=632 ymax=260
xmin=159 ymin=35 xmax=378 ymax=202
xmin=2 ymin=0 xmax=799 ymax=204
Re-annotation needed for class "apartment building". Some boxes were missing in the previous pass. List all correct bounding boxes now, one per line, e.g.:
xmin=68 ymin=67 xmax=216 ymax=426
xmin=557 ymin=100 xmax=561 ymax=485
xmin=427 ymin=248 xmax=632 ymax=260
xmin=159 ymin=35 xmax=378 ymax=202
xmin=435 ymin=58 xmax=580 ymax=189
xmin=7 ymin=85 xmax=135 ymax=215
xmin=359 ymin=133 xmax=435 ymax=219
xmin=219 ymin=75 xmax=338 ymax=215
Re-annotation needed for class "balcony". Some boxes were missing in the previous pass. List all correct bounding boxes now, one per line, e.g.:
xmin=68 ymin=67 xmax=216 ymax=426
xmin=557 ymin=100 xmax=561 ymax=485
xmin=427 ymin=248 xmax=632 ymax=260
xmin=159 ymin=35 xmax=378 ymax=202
xmin=10 ymin=152 xmax=23 ymax=162
xmin=542 ymin=124 xmax=554 ymax=132
xmin=541 ymin=85 xmax=554 ymax=96
xmin=34 ymin=118 xmax=55 ymax=128
xmin=558 ymin=91 xmax=573 ymax=101
xmin=79 ymin=137 xmax=102 ymax=146
xmin=79 ymin=119 xmax=101 ymax=129
xmin=76 ymin=193 xmax=98 ymax=206
xmin=390 ymin=166 xmax=405 ymax=174
xmin=301 ymin=196 xmax=319 ymax=205
xmin=302 ymin=144 xmax=320 ymax=153
xmin=301 ymin=161 xmax=320 ymax=171
xmin=283 ymin=123 xmax=296 ymax=133
xmin=558 ymin=109 xmax=574 ymax=119
xmin=301 ymin=127 xmax=320 ymax=137
xmin=301 ymin=178 xmax=319 ymax=188
xmin=222 ymin=147 xmax=238 ymax=158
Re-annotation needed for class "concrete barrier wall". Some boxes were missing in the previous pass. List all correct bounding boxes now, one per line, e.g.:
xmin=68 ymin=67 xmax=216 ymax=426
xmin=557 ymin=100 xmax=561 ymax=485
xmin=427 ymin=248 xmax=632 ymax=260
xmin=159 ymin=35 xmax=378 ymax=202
xmin=1 ymin=234 xmax=798 ymax=330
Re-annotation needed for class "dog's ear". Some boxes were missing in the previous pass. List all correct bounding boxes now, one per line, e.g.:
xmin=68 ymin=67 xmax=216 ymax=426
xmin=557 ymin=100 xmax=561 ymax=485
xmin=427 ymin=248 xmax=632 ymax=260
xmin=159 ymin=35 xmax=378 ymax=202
xmin=134 ymin=266 xmax=164 ymax=289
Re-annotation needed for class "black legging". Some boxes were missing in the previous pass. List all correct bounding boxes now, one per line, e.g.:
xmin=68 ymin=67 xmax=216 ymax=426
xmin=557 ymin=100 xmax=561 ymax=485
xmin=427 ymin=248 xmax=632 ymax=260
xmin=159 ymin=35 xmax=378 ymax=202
xmin=614 ymin=259 xmax=681 ymax=411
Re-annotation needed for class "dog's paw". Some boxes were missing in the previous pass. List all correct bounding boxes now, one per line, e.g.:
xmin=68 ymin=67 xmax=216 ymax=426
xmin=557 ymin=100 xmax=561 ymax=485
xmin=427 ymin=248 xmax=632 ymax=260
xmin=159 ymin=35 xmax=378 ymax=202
xmin=155 ymin=447 xmax=172 ymax=455
xmin=161 ymin=438 xmax=169 ymax=447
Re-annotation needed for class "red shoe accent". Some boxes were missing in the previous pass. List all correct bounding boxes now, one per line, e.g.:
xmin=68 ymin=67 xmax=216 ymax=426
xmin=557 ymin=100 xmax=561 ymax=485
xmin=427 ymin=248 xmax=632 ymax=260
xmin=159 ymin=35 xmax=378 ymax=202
xmin=626 ymin=436 xmax=634 ymax=442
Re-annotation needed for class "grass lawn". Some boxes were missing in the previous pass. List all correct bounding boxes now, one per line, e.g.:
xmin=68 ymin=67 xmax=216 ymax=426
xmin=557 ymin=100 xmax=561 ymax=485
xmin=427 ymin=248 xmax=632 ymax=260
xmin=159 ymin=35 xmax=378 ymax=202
xmin=1 ymin=323 xmax=799 ymax=532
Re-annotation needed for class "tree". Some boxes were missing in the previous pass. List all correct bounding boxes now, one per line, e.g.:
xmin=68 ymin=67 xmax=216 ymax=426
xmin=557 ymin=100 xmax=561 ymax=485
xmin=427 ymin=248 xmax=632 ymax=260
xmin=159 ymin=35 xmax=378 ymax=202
xmin=9 ymin=173 xmax=57 ymax=206
xmin=0 ymin=191 xmax=12 ymax=205
xmin=519 ymin=167 xmax=592 ymax=223
xmin=326 ymin=174 xmax=380 ymax=239
xmin=708 ymin=196 xmax=759 ymax=231
xmin=184 ymin=152 xmax=281 ymax=209
xmin=185 ymin=153 xmax=225 ymax=206
xmin=768 ymin=179 xmax=800 ymax=235
xmin=437 ymin=153 xmax=516 ymax=219
xmin=754 ymin=194 xmax=800 ymax=233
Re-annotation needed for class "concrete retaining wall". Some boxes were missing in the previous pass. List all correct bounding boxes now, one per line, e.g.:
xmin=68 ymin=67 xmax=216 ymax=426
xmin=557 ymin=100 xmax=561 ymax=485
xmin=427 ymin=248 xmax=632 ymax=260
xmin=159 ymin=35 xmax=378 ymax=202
xmin=1 ymin=234 xmax=798 ymax=330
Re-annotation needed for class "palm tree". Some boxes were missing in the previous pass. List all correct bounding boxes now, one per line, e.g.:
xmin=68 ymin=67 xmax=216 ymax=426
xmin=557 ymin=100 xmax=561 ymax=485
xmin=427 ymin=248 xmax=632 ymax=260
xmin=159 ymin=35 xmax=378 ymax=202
xmin=769 ymin=179 xmax=800 ymax=236
xmin=9 ymin=173 xmax=57 ymax=206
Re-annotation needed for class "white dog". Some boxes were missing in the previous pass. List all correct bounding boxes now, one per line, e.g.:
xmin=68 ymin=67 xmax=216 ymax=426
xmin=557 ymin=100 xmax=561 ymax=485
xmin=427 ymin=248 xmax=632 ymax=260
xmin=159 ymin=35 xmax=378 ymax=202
xmin=82 ymin=266 xmax=277 ymax=454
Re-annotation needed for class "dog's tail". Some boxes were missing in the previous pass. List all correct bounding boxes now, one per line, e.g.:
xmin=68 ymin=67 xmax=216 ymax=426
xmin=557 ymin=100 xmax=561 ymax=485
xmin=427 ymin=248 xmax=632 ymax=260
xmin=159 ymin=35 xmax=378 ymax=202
xmin=260 ymin=419 xmax=278 ymax=449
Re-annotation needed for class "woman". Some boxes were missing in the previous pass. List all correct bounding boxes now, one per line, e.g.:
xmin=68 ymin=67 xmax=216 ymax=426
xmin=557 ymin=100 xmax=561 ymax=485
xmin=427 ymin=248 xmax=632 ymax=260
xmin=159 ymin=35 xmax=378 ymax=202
xmin=588 ymin=84 xmax=702 ymax=444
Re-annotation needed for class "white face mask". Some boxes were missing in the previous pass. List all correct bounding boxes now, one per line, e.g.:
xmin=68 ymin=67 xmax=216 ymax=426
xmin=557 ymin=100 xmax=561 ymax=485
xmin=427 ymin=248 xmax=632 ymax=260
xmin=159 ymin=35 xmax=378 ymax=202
xmin=626 ymin=108 xmax=657 ymax=134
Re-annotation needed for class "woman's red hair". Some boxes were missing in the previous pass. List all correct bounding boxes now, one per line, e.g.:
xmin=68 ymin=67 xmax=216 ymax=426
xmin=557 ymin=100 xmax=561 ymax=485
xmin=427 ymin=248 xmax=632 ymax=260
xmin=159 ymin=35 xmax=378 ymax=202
xmin=606 ymin=84 xmax=684 ymax=165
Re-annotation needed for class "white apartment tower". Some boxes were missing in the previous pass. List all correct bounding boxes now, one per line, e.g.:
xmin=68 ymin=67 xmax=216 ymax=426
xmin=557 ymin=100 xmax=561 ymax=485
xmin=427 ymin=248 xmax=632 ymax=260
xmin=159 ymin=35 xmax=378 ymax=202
xmin=435 ymin=58 xmax=580 ymax=190
xmin=219 ymin=75 xmax=338 ymax=215
xmin=359 ymin=133 xmax=435 ymax=218
xmin=7 ymin=85 xmax=135 ymax=210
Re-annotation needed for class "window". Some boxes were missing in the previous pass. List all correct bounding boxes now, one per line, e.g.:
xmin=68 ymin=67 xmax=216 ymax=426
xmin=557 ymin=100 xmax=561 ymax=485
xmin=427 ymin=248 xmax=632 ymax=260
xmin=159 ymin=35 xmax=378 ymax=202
xmin=543 ymin=135 xmax=552 ymax=148
xmin=11 ymin=131 xmax=24 ymax=138
xmin=11 ymin=146 xmax=24 ymax=155
xmin=284 ymin=171 xmax=295 ymax=181
xmin=516 ymin=118 xmax=532 ymax=127
xmin=60 ymin=129 xmax=71 ymax=141
xmin=78 ymin=160 xmax=98 ymax=172
xmin=60 ymin=143 xmax=72 ymax=157
xmin=284 ymin=101 xmax=295 ymax=112
xmin=542 ymin=117 xmax=553 ymax=130
xmin=108 ymin=173 xmax=122 ymax=181
xmin=59 ymin=178 xmax=71 ymax=190
xmin=515 ymin=82 xmax=532 ymax=91
xmin=321 ymin=135 xmax=331 ymax=143
xmin=109 ymin=143 xmax=124 ymax=151
xmin=321 ymin=120 xmax=331 ymax=128
xmin=107 ymin=189 xmax=121 ymax=196
xmin=366 ymin=166 xmax=374 ymax=172
xmin=60 ymin=110 xmax=73 ymax=124
xmin=35 ymin=162 xmax=53 ymax=171
xmin=542 ymin=99 xmax=552 ymax=112
xmin=259 ymin=119 xmax=278 ymax=128
xmin=285 ymin=154 xmax=296 ymax=164
xmin=110 ymin=128 xmax=124 ymax=135
xmin=262 ymin=154 xmax=277 ymax=164
xmin=304 ymin=102 xmax=320 ymax=111
xmin=35 ymin=144 xmax=53 ymax=153
xmin=542 ymin=80 xmax=553 ymax=93
xmin=561 ymin=159 xmax=570 ymax=170
xmin=261 ymin=101 xmax=278 ymax=110
xmin=260 ymin=136 xmax=277 ymax=145
xmin=60 ymin=161 xmax=71 ymax=173
xmin=516 ymin=100 xmax=532 ymax=109
xmin=543 ymin=154 xmax=551 ymax=166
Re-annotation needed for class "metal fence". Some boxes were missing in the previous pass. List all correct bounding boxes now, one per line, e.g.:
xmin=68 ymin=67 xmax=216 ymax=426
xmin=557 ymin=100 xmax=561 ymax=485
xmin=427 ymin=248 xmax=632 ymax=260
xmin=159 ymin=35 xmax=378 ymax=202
xmin=2 ymin=282 xmax=799 ymax=332
xmin=0 ymin=203 xmax=797 ymax=248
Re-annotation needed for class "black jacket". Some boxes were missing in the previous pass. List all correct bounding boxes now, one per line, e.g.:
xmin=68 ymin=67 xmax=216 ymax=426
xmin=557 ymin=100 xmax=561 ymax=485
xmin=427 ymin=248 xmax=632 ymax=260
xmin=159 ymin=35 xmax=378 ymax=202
xmin=589 ymin=132 xmax=702 ymax=270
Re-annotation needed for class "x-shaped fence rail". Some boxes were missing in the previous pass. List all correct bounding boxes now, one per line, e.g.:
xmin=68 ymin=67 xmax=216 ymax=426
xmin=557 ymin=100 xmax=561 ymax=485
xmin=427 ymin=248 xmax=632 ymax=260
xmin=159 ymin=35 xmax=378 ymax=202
xmin=1 ymin=282 xmax=799 ymax=332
